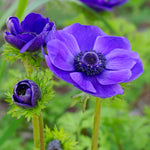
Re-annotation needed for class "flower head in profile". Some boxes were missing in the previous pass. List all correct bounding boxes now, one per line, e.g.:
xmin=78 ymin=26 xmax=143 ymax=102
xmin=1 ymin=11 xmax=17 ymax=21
xmin=12 ymin=79 xmax=41 ymax=108
xmin=43 ymin=23 xmax=143 ymax=98
xmin=79 ymin=0 xmax=128 ymax=11
xmin=4 ymin=13 xmax=55 ymax=53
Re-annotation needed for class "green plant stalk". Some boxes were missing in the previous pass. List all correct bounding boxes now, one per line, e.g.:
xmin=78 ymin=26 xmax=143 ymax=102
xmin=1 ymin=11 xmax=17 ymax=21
xmin=24 ymin=57 xmax=34 ymax=77
xmin=24 ymin=56 xmax=40 ymax=149
xmin=0 ymin=55 xmax=7 ymax=83
xmin=15 ymin=0 xmax=29 ymax=20
xmin=24 ymin=57 xmax=46 ymax=150
xmin=0 ymin=117 xmax=23 ymax=146
xmin=24 ymin=60 xmax=45 ymax=149
xmin=39 ymin=112 xmax=45 ymax=150
xmin=70 ymin=0 xmax=118 ymax=35
xmin=89 ymin=11 xmax=118 ymax=35
xmin=91 ymin=98 xmax=102 ymax=150
xmin=15 ymin=1 xmax=45 ymax=149
xmin=32 ymin=114 xmax=40 ymax=149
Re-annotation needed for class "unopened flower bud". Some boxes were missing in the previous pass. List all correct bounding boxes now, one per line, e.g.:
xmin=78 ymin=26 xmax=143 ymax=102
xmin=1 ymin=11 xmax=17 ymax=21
xmin=12 ymin=79 xmax=41 ymax=108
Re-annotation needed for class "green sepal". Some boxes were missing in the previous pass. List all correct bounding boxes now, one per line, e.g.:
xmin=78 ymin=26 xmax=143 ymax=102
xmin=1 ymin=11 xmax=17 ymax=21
xmin=45 ymin=126 xmax=77 ymax=150
xmin=2 ymin=44 xmax=43 ymax=69
xmin=70 ymin=81 xmax=131 ymax=111
xmin=71 ymin=92 xmax=90 ymax=112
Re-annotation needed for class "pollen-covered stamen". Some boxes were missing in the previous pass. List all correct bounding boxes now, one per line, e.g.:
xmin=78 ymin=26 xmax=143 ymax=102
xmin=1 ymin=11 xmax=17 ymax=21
xmin=74 ymin=50 xmax=106 ymax=76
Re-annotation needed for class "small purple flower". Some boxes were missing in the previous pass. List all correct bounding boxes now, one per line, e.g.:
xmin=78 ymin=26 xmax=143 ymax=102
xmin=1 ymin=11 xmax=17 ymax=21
xmin=43 ymin=23 xmax=143 ymax=98
xmin=12 ymin=79 xmax=41 ymax=108
xmin=79 ymin=0 xmax=129 ymax=11
xmin=4 ymin=13 xmax=55 ymax=53
xmin=47 ymin=140 xmax=62 ymax=150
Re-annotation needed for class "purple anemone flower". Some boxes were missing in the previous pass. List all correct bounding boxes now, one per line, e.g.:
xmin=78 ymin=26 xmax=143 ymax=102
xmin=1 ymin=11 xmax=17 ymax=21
xmin=79 ymin=0 xmax=129 ymax=11
xmin=4 ymin=13 xmax=55 ymax=53
xmin=12 ymin=79 xmax=41 ymax=108
xmin=43 ymin=23 xmax=143 ymax=98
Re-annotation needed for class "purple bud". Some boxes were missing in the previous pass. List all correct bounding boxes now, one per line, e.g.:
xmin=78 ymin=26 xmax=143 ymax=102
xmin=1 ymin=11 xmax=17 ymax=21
xmin=12 ymin=79 xmax=41 ymax=108
xmin=47 ymin=140 xmax=62 ymax=150
xmin=7 ymin=17 xmax=22 ymax=35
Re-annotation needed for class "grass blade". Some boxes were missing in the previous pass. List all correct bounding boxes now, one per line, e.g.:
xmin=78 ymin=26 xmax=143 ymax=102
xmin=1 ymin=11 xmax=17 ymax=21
xmin=0 ymin=0 xmax=18 ymax=30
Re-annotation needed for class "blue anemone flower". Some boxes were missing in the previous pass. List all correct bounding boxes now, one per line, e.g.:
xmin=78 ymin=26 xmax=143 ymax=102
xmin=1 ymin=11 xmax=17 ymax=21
xmin=43 ymin=23 xmax=143 ymax=98
xmin=4 ymin=13 xmax=55 ymax=53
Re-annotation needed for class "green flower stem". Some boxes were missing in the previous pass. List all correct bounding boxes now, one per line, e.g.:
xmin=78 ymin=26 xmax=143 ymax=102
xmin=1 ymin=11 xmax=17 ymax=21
xmin=32 ymin=114 xmax=40 ymax=149
xmin=24 ymin=58 xmax=34 ymax=77
xmin=91 ymin=98 xmax=102 ymax=150
xmin=24 ymin=60 xmax=45 ymax=150
xmin=15 ymin=0 xmax=29 ymax=20
xmin=72 ymin=0 xmax=118 ymax=34
xmin=90 ymin=12 xmax=118 ymax=35
xmin=0 ymin=55 xmax=7 ymax=83
xmin=15 ymin=1 xmax=46 ymax=149
xmin=39 ymin=112 xmax=45 ymax=150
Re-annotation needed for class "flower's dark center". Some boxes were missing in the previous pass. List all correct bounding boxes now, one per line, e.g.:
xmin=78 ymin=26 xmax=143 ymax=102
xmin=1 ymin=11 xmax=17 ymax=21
xmin=83 ymin=52 xmax=98 ymax=65
xmin=102 ymin=0 xmax=112 ymax=4
xmin=74 ymin=50 xmax=106 ymax=76
xmin=16 ymin=84 xmax=29 ymax=95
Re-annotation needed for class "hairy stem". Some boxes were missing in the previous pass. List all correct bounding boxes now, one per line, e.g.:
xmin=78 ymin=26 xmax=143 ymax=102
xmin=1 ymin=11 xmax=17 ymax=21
xmin=39 ymin=112 xmax=45 ymax=150
xmin=91 ymin=98 xmax=102 ymax=150
xmin=24 ymin=59 xmax=43 ymax=149
xmin=16 ymin=1 xmax=44 ymax=149
xmin=16 ymin=1 xmax=45 ymax=148
xmin=24 ymin=57 xmax=34 ymax=77
xmin=32 ymin=114 xmax=40 ymax=149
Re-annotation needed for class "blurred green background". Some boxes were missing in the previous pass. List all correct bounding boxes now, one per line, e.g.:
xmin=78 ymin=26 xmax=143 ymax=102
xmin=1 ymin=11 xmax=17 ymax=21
xmin=0 ymin=0 xmax=150 ymax=150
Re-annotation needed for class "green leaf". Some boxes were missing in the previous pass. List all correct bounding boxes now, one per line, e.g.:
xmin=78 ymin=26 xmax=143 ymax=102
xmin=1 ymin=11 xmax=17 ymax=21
xmin=3 ymin=44 xmax=43 ymax=69
xmin=0 ymin=55 xmax=7 ymax=83
xmin=71 ymin=92 xmax=90 ymax=112
xmin=23 ymin=0 xmax=49 ymax=18
xmin=67 ymin=0 xmax=118 ymax=34
xmin=0 ymin=0 xmax=18 ymax=30
xmin=45 ymin=126 xmax=77 ymax=150
xmin=0 ymin=116 xmax=23 ymax=147
xmin=15 ymin=0 xmax=29 ymax=21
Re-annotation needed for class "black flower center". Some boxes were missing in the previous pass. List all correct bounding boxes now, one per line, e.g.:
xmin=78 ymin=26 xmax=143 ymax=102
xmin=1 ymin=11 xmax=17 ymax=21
xmin=83 ymin=52 xmax=99 ymax=65
xmin=74 ymin=50 xmax=106 ymax=76
xmin=16 ymin=84 xmax=29 ymax=95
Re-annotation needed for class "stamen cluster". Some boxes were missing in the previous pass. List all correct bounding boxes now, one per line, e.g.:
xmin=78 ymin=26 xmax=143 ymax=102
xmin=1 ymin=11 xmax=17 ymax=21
xmin=74 ymin=50 xmax=106 ymax=76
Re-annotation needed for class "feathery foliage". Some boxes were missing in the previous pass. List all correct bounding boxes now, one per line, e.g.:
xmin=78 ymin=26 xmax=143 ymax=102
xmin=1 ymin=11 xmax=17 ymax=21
xmin=5 ymin=69 xmax=54 ymax=121
xmin=45 ymin=126 xmax=77 ymax=150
